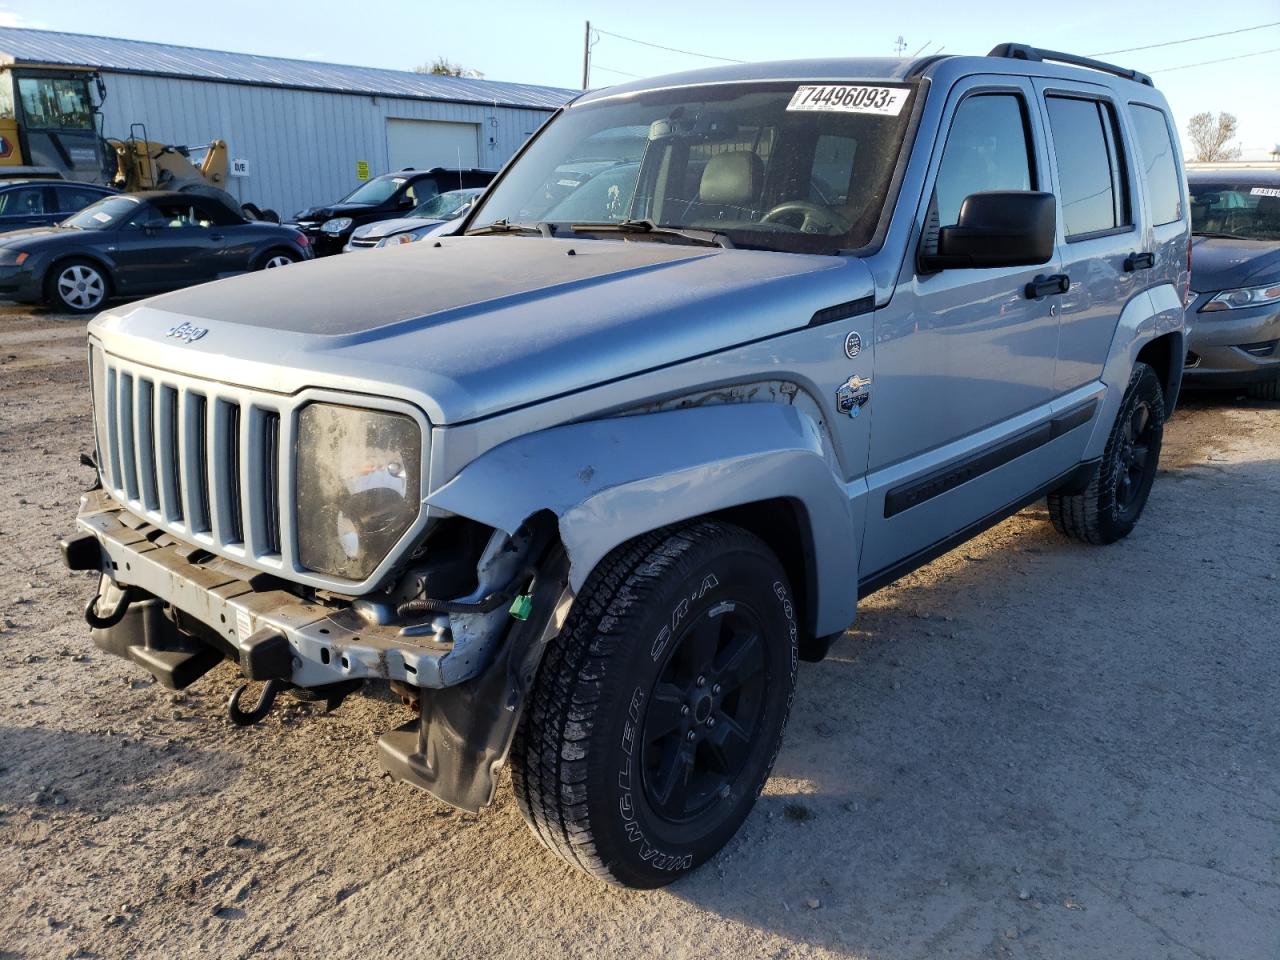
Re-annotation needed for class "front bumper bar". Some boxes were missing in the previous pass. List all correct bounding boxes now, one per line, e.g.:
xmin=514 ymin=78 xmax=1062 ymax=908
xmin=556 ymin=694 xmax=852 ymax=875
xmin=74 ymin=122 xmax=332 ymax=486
xmin=71 ymin=489 xmax=464 ymax=688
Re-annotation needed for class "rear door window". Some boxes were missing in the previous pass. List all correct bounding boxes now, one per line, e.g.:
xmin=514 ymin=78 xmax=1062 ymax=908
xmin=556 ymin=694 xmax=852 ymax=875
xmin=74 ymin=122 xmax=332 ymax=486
xmin=1129 ymin=105 xmax=1183 ymax=226
xmin=55 ymin=185 xmax=107 ymax=213
xmin=933 ymin=94 xmax=1034 ymax=228
xmin=1045 ymin=96 xmax=1131 ymax=239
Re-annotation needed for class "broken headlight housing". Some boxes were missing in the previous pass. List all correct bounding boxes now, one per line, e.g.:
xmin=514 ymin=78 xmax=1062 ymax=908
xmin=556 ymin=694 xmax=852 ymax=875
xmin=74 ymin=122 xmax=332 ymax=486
xmin=296 ymin=403 xmax=422 ymax=581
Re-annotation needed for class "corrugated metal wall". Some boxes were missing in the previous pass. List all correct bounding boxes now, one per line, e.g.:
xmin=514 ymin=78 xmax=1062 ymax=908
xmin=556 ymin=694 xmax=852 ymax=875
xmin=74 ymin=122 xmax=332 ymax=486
xmin=96 ymin=72 xmax=554 ymax=217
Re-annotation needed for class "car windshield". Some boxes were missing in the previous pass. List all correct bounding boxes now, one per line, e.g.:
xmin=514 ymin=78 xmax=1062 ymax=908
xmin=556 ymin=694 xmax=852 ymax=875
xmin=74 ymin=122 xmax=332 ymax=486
xmin=468 ymin=80 xmax=919 ymax=253
xmin=411 ymin=189 xmax=480 ymax=220
xmin=1189 ymin=181 xmax=1280 ymax=241
xmin=340 ymin=177 xmax=407 ymax=205
xmin=61 ymin=195 xmax=141 ymax=230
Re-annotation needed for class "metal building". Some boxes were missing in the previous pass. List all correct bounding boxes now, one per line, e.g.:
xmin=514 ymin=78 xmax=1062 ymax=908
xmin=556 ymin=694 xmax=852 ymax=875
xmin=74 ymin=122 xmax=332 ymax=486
xmin=0 ymin=27 xmax=576 ymax=216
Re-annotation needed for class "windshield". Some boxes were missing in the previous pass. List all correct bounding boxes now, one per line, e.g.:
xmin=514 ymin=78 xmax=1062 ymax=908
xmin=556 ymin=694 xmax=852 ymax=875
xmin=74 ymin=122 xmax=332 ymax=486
xmin=1189 ymin=181 xmax=1280 ymax=241
xmin=16 ymin=74 xmax=95 ymax=130
xmin=62 ymin=195 xmax=140 ymax=229
xmin=468 ymin=80 xmax=918 ymax=253
xmin=411 ymin=188 xmax=480 ymax=220
xmin=340 ymin=177 xmax=406 ymax=205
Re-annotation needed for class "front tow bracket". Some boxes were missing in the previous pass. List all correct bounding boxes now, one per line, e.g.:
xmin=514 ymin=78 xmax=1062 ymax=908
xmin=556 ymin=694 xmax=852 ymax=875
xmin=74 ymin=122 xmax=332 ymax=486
xmin=227 ymin=679 xmax=282 ymax=726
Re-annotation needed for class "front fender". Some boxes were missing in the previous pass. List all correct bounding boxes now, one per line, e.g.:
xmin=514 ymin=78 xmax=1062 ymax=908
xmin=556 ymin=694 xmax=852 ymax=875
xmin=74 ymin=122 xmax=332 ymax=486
xmin=427 ymin=403 xmax=859 ymax=636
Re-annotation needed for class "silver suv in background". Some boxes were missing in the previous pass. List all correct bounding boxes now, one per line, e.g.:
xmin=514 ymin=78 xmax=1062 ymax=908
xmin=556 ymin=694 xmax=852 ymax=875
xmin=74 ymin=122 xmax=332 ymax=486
xmin=63 ymin=43 xmax=1189 ymax=888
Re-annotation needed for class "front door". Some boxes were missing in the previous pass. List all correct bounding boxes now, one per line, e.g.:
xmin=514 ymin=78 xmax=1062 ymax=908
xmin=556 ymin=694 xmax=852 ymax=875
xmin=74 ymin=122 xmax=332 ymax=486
xmin=114 ymin=199 xmax=224 ymax=293
xmin=860 ymin=78 xmax=1064 ymax=579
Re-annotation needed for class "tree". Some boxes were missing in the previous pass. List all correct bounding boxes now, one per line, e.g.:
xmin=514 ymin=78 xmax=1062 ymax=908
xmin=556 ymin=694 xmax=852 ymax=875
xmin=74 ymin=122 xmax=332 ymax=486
xmin=1186 ymin=111 xmax=1242 ymax=163
xmin=413 ymin=57 xmax=484 ymax=79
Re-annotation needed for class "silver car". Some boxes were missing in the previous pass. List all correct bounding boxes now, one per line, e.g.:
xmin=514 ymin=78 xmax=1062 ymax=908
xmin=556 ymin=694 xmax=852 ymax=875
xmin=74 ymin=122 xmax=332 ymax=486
xmin=342 ymin=187 xmax=483 ymax=251
xmin=64 ymin=43 xmax=1189 ymax=888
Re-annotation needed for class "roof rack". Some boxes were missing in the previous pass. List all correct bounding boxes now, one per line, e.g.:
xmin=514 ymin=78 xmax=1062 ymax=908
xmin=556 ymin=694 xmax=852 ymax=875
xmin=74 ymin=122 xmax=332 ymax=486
xmin=987 ymin=43 xmax=1153 ymax=87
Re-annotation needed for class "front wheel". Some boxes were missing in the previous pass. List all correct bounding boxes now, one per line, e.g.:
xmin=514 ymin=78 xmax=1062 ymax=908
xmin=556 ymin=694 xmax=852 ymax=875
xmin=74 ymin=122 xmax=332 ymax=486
xmin=511 ymin=521 xmax=798 ymax=888
xmin=258 ymin=250 xmax=297 ymax=270
xmin=1048 ymin=361 xmax=1165 ymax=544
xmin=47 ymin=259 xmax=109 ymax=313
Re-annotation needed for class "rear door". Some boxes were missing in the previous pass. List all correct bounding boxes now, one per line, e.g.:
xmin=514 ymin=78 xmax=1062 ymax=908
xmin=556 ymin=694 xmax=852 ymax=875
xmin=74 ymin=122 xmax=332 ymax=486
xmin=1033 ymin=82 xmax=1142 ymax=392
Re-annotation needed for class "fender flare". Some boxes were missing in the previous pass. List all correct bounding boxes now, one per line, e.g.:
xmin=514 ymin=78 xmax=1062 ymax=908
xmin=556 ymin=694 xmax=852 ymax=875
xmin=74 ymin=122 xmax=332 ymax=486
xmin=427 ymin=402 xmax=860 ymax=637
xmin=1083 ymin=282 xmax=1185 ymax=461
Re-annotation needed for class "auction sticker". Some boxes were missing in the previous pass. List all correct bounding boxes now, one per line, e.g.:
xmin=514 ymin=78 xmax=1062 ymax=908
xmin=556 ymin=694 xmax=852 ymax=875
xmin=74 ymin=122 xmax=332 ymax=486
xmin=788 ymin=84 xmax=910 ymax=116
xmin=1251 ymin=187 xmax=1280 ymax=198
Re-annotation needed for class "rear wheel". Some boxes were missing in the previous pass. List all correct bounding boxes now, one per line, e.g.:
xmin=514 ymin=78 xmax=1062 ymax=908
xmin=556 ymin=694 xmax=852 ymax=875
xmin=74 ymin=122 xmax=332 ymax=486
xmin=259 ymin=250 xmax=297 ymax=270
xmin=511 ymin=521 xmax=798 ymax=888
xmin=47 ymin=259 xmax=109 ymax=313
xmin=1048 ymin=362 xmax=1165 ymax=544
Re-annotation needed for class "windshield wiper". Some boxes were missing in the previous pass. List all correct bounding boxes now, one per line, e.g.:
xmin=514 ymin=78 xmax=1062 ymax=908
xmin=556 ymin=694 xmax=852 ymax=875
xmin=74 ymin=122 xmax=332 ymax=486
xmin=464 ymin=219 xmax=558 ymax=238
xmin=571 ymin=219 xmax=733 ymax=249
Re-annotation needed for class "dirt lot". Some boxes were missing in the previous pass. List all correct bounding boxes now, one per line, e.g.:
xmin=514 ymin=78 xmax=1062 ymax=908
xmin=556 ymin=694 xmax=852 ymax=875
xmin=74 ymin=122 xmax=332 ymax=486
xmin=1 ymin=302 xmax=1277 ymax=960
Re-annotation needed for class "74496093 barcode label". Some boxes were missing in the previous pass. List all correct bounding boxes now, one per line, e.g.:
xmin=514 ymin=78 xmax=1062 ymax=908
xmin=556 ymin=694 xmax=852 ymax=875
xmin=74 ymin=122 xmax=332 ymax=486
xmin=787 ymin=84 xmax=910 ymax=116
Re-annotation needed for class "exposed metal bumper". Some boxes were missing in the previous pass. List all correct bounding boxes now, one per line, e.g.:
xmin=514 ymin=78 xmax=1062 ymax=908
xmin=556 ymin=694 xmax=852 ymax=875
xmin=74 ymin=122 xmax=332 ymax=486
xmin=73 ymin=488 xmax=467 ymax=688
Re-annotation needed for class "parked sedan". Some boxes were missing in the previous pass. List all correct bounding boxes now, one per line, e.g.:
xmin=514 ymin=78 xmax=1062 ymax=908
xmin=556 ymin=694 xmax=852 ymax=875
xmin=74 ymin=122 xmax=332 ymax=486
xmin=0 ymin=179 xmax=116 ymax=231
xmin=1185 ymin=166 xmax=1280 ymax=399
xmin=0 ymin=191 xmax=313 ymax=313
xmin=293 ymin=168 xmax=494 ymax=256
xmin=343 ymin=187 xmax=483 ymax=250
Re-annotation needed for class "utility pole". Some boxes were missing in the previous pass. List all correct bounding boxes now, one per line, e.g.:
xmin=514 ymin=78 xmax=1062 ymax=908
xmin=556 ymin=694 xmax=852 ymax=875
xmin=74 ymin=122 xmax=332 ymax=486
xmin=582 ymin=20 xmax=592 ymax=90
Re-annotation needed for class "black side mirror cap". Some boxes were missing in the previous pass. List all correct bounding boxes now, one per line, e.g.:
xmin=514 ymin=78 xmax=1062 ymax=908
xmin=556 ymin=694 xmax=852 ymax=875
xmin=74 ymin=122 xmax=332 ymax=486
xmin=920 ymin=190 xmax=1056 ymax=271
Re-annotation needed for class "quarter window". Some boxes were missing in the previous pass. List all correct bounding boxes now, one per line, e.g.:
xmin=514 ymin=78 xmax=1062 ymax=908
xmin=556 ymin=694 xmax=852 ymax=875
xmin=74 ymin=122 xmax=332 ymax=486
xmin=1130 ymin=105 xmax=1182 ymax=226
xmin=1046 ymin=96 xmax=1130 ymax=238
xmin=933 ymin=94 xmax=1034 ymax=228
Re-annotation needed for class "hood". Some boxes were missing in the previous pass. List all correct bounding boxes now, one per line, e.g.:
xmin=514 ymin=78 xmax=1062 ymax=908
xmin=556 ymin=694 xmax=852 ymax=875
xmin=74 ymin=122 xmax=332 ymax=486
xmin=1190 ymin=236 xmax=1280 ymax=293
xmin=0 ymin=225 xmax=66 ymax=246
xmin=295 ymin=202 xmax=371 ymax=222
xmin=89 ymin=236 xmax=872 ymax=425
xmin=351 ymin=216 xmax=444 ymax=240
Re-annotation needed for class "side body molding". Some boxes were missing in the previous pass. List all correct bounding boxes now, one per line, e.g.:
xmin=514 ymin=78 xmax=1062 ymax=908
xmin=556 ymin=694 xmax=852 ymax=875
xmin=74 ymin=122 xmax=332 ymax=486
xmin=427 ymin=403 xmax=860 ymax=637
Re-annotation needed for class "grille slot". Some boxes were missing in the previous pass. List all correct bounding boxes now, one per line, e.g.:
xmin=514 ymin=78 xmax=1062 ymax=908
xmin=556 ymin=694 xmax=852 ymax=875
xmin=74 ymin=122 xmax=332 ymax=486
xmin=160 ymin=386 xmax=183 ymax=523
xmin=189 ymin=393 xmax=211 ymax=533
xmin=135 ymin=378 xmax=159 ymax=511
xmin=263 ymin=411 xmax=282 ymax=556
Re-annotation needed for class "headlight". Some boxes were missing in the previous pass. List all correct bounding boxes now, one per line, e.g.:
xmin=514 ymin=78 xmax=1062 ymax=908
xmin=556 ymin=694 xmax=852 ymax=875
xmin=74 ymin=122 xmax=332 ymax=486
xmin=295 ymin=404 xmax=422 ymax=581
xmin=375 ymin=232 xmax=420 ymax=248
xmin=321 ymin=217 xmax=353 ymax=234
xmin=0 ymin=248 xmax=28 ymax=265
xmin=1200 ymin=283 xmax=1280 ymax=312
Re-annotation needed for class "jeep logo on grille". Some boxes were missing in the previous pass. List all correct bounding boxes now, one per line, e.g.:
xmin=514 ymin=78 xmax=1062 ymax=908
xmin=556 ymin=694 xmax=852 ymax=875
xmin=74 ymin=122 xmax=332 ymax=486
xmin=166 ymin=322 xmax=208 ymax=343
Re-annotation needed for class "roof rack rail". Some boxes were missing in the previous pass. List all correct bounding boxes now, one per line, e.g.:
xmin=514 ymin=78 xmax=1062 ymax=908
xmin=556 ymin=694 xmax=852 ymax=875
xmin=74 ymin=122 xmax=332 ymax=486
xmin=987 ymin=43 xmax=1153 ymax=87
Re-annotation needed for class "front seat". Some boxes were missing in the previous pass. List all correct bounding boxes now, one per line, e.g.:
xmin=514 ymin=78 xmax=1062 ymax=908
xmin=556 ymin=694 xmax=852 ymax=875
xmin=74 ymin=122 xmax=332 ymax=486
xmin=690 ymin=151 xmax=764 ymax=222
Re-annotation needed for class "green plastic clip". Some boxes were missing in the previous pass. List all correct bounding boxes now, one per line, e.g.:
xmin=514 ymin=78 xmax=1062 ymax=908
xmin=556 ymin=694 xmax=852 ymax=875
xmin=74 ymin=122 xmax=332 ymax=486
xmin=509 ymin=594 xmax=533 ymax=621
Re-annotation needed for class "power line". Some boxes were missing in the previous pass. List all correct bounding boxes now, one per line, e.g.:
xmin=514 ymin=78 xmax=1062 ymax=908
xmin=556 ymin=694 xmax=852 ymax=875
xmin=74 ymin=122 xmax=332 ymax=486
xmin=593 ymin=27 xmax=745 ymax=64
xmin=1149 ymin=46 xmax=1280 ymax=72
xmin=1090 ymin=20 xmax=1280 ymax=56
xmin=592 ymin=63 xmax=643 ymax=79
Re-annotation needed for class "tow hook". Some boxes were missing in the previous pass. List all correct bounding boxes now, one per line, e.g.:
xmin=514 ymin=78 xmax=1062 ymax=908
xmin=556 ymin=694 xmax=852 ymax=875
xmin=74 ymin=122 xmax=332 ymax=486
xmin=227 ymin=679 xmax=283 ymax=726
xmin=84 ymin=586 xmax=132 ymax=630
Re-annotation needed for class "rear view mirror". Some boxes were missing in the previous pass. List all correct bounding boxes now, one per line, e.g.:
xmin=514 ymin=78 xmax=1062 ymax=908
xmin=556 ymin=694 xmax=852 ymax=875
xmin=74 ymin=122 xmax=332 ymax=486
xmin=921 ymin=191 xmax=1056 ymax=271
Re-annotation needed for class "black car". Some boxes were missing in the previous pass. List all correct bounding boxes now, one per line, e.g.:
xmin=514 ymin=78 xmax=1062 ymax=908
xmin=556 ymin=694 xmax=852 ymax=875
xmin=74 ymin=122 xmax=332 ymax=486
xmin=1185 ymin=166 xmax=1280 ymax=399
xmin=0 ymin=191 xmax=314 ymax=313
xmin=293 ymin=167 xmax=494 ymax=255
xmin=0 ymin=179 xmax=116 ymax=231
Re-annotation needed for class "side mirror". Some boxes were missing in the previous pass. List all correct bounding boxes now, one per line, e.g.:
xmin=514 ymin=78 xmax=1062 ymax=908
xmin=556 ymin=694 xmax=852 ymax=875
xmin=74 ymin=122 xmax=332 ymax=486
xmin=921 ymin=191 xmax=1056 ymax=271
xmin=143 ymin=218 xmax=168 ymax=235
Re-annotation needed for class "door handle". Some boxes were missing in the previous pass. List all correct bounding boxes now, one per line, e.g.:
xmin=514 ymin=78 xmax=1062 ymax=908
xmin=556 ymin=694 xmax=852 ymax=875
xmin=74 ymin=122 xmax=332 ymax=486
xmin=1024 ymin=273 xmax=1070 ymax=299
xmin=1124 ymin=251 xmax=1155 ymax=271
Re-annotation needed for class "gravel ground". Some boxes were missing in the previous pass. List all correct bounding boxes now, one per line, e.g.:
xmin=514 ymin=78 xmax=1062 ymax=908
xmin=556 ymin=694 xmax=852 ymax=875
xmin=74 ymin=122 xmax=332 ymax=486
xmin=1 ymin=303 xmax=1277 ymax=960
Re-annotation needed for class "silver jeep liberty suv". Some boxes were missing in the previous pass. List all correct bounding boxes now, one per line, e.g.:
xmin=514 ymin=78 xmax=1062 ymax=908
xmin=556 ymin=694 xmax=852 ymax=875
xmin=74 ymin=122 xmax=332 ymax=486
xmin=64 ymin=43 xmax=1190 ymax=888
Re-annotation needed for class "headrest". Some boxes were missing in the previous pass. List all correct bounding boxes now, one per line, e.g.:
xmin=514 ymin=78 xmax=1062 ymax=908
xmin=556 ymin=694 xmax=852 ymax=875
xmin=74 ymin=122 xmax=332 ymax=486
xmin=699 ymin=151 xmax=764 ymax=206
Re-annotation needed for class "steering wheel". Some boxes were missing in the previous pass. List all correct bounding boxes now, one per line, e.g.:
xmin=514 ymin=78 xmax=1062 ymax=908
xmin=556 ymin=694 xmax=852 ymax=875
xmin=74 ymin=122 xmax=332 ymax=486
xmin=759 ymin=200 xmax=850 ymax=234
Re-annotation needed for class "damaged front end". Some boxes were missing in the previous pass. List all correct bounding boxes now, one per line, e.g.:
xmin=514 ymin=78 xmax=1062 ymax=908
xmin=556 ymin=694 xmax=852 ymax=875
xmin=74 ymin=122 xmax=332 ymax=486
xmin=64 ymin=489 xmax=571 ymax=812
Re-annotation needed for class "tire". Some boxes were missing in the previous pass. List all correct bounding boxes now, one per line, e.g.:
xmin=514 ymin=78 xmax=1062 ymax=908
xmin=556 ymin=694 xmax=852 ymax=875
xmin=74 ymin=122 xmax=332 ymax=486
xmin=1245 ymin=377 xmax=1280 ymax=401
xmin=258 ymin=249 xmax=297 ymax=270
xmin=511 ymin=521 xmax=798 ymax=888
xmin=46 ymin=259 xmax=110 ymax=314
xmin=1048 ymin=362 xmax=1165 ymax=545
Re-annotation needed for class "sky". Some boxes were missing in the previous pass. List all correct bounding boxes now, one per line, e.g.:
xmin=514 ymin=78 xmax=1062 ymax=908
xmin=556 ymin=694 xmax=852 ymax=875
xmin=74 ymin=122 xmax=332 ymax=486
xmin=3 ymin=0 xmax=1277 ymax=158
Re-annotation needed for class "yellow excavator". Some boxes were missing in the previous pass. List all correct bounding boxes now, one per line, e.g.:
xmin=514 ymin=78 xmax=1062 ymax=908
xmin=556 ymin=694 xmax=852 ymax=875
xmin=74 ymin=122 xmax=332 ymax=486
xmin=0 ymin=64 xmax=276 ymax=219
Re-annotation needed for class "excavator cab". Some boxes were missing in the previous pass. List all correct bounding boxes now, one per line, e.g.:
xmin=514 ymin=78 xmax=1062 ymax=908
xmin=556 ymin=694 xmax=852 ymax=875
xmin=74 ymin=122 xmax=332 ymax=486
xmin=0 ymin=66 xmax=111 ymax=181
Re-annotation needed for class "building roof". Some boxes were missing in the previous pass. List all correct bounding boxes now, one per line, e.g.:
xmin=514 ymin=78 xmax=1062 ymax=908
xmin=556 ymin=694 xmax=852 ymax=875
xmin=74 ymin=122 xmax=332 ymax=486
xmin=0 ymin=27 xmax=578 ymax=111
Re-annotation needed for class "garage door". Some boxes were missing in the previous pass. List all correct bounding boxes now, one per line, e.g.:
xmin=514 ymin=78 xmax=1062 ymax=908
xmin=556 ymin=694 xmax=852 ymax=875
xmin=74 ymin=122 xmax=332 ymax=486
xmin=386 ymin=119 xmax=480 ymax=171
